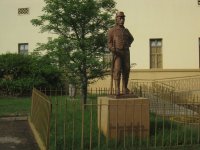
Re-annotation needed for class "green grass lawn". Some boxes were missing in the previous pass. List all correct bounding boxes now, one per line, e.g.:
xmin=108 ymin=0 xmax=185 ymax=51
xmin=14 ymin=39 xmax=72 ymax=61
xmin=1 ymin=95 xmax=200 ymax=149
xmin=0 ymin=97 xmax=31 ymax=116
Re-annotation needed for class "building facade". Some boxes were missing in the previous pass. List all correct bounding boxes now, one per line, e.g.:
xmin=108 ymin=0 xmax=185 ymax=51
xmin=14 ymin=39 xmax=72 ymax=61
xmin=0 ymin=0 xmax=49 ymax=55
xmin=116 ymin=0 xmax=200 ymax=69
xmin=1 ymin=0 xmax=200 ymax=71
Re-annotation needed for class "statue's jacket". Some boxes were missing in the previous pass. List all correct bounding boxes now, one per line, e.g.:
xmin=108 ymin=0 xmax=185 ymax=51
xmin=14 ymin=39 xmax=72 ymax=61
xmin=108 ymin=25 xmax=134 ymax=52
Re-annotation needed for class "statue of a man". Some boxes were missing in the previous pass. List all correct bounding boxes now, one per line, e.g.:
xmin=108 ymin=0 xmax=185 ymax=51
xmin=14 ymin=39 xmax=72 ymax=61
xmin=108 ymin=11 xmax=134 ymax=95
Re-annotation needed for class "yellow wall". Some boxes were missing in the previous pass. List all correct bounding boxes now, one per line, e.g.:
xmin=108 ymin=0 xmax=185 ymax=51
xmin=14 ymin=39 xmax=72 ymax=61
xmin=0 ymin=0 xmax=50 ymax=54
xmin=89 ymin=69 xmax=200 ymax=89
xmin=115 ymin=0 xmax=200 ymax=69
xmin=1 ymin=0 xmax=200 ymax=69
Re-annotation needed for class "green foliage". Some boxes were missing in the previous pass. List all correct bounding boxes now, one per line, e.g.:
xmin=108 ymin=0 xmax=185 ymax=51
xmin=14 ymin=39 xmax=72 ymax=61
xmin=0 ymin=53 xmax=63 ymax=96
xmin=31 ymin=0 xmax=116 ymax=103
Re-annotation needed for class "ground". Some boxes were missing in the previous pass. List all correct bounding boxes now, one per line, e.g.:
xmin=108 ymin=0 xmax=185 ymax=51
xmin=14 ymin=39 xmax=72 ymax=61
xmin=0 ymin=116 xmax=39 ymax=150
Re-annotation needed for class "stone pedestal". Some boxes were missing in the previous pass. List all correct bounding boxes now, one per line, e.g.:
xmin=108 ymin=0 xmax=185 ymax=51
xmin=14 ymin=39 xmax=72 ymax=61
xmin=98 ymin=96 xmax=149 ymax=139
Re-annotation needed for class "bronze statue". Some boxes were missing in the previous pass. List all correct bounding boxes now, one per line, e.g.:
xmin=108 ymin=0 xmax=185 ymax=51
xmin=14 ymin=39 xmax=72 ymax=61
xmin=108 ymin=11 xmax=134 ymax=95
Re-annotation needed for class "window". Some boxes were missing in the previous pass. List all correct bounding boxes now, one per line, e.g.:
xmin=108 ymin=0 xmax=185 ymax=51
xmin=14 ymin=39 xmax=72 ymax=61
xmin=18 ymin=8 xmax=29 ymax=15
xmin=198 ymin=0 xmax=200 ymax=6
xmin=150 ymin=39 xmax=163 ymax=69
xmin=18 ymin=43 xmax=28 ymax=55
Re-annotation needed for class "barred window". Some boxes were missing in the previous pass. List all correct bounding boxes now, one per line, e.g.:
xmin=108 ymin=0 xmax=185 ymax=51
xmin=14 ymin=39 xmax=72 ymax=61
xmin=150 ymin=39 xmax=163 ymax=69
xmin=18 ymin=8 xmax=29 ymax=15
xmin=18 ymin=43 xmax=28 ymax=55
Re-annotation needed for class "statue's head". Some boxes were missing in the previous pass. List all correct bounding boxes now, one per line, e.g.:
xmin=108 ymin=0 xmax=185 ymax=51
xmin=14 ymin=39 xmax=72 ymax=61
xmin=115 ymin=11 xmax=125 ymax=26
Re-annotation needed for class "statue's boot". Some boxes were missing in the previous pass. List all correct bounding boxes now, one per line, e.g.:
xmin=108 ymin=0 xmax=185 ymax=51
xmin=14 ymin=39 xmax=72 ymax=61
xmin=122 ymin=78 xmax=130 ymax=94
xmin=115 ymin=79 xmax=120 ymax=96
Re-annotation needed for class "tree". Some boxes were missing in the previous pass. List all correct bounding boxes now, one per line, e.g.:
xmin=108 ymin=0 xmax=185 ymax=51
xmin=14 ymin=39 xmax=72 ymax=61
xmin=0 ymin=53 xmax=63 ymax=96
xmin=31 ymin=0 xmax=116 ymax=104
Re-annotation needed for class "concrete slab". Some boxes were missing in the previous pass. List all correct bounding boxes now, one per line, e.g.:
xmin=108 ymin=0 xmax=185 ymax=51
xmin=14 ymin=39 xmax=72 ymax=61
xmin=0 ymin=116 xmax=39 ymax=150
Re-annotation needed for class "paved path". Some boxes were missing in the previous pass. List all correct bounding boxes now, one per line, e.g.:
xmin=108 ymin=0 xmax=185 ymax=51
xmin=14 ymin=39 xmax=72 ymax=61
xmin=0 ymin=116 xmax=39 ymax=150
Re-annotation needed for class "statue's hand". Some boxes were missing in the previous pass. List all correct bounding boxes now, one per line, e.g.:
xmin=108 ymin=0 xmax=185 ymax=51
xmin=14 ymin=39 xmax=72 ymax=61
xmin=110 ymin=48 xmax=121 ymax=56
xmin=115 ymin=48 xmax=122 ymax=56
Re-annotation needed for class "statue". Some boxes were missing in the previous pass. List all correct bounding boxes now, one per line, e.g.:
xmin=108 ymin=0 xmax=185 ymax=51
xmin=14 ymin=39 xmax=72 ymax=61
xmin=108 ymin=11 xmax=134 ymax=95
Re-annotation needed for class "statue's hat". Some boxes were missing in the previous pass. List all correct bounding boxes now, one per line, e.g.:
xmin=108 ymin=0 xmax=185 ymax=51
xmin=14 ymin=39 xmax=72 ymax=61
xmin=116 ymin=11 xmax=125 ymax=17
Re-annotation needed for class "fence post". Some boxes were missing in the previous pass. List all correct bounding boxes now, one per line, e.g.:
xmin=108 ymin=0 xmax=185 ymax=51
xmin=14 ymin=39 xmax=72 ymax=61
xmin=81 ymin=103 xmax=85 ymax=149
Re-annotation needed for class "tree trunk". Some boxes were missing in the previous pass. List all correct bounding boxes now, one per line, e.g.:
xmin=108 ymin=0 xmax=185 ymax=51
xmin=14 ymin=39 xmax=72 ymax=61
xmin=81 ymin=76 xmax=88 ymax=105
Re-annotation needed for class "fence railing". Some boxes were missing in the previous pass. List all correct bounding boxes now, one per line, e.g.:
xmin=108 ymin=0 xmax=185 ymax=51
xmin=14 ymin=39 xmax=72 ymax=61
xmin=130 ymin=80 xmax=200 ymax=118
xmin=27 ymin=86 xmax=199 ymax=149
xmin=47 ymin=91 xmax=200 ymax=149
xmin=132 ymin=75 xmax=200 ymax=92
xmin=29 ymin=88 xmax=52 ymax=150
xmin=30 ymin=75 xmax=200 ymax=149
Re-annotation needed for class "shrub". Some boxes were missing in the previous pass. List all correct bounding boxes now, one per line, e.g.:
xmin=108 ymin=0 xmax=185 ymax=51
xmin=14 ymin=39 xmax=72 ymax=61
xmin=0 ymin=53 xmax=64 ymax=96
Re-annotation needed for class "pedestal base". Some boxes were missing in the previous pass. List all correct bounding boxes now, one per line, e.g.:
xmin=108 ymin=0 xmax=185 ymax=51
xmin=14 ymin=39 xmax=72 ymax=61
xmin=98 ymin=96 xmax=150 ymax=139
